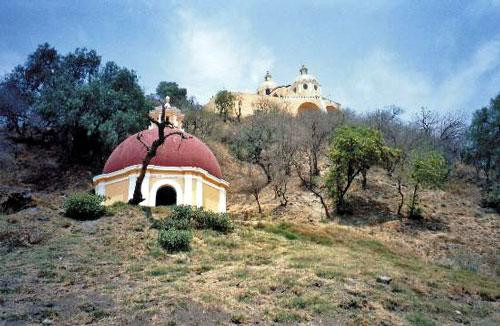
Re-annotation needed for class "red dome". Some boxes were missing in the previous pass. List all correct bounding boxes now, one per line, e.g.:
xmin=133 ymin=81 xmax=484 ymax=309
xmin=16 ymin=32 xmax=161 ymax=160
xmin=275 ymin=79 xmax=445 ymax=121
xmin=103 ymin=128 xmax=223 ymax=179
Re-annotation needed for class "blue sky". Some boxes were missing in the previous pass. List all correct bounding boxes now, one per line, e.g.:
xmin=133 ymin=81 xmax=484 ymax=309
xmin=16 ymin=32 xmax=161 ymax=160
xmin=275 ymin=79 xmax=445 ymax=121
xmin=1 ymin=0 xmax=499 ymax=116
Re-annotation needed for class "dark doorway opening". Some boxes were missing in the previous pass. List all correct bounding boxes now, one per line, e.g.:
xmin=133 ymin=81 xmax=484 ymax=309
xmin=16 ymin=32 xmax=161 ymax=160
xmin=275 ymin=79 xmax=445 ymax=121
xmin=156 ymin=186 xmax=177 ymax=206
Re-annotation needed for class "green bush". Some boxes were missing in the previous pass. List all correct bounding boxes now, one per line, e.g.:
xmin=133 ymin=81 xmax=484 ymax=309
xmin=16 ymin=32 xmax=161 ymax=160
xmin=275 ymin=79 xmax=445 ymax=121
xmin=481 ymin=184 xmax=500 ymax=213
xmin=158 ymin=228 xmax=192 ymax=252
xmin=193 ymin=210 xmax=233 ymax=233
xmin=156 ymin=217 xmax=192 ymax=230
xmin=170 ymin=205 xmax=195 ymax=221
xmin=63 ymin=193 xmax=105 ymax=220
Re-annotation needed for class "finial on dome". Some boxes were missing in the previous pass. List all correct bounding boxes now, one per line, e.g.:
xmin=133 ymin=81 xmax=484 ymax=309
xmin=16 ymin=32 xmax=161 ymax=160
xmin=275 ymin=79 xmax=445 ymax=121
xmin=300 ymin=64 xmax=308 ymax=75
xmin=264 ymin=71 xmax=272 ymax=81
xmin=164 ymin=96 xmax=171 ymax=108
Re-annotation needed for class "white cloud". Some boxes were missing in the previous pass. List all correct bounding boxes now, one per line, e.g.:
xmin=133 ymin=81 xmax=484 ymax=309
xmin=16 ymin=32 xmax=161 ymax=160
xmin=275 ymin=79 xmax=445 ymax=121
xmin=166 ymin=8 xmax=274 ymax=103
xmin=435 ymin=39 xmax=500 ymax=110
xmin=333 ymin=50 xmax=433 ymax=114
xmin=332 ymin=38 xmax=500 ymax=116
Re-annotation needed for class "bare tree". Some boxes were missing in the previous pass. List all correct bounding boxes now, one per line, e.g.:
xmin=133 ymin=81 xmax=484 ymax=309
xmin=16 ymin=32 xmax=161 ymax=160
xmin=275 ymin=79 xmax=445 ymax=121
xmin=295 ymin=161 xmax=332 ymax=219
xmin=129 ymin=97 xmax=188 ymax=205
xmin=238 ymin=164 xmax=268 ymax=214
xmin=415 ymin=107 xmax=439 ymax=137
xmin=297 ymin=110 xmax=341 ymax=176
xmin=269 ymin=114 xmax=298 ymax=206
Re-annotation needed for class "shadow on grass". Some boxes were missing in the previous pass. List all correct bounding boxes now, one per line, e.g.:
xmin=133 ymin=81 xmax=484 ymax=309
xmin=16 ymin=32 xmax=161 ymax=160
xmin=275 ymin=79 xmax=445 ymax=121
xmin=337 ymin=194 xmax=400 ymax=226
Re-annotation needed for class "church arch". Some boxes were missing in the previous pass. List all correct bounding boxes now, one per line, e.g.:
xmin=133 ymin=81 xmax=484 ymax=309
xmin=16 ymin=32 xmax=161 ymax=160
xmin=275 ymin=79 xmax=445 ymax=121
xmin=150 ymin=179 xmax=183 ymax=206
xmin=297 ymin=102 xmax=321 ymax=114
xmin=325 ymin=105 xmax=337 ymax=113
xmin=156 ymin=186 xmax=177 ymax=206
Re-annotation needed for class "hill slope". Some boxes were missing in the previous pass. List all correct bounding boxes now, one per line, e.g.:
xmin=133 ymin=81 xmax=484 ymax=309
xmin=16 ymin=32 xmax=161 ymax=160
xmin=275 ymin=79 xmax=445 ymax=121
xmin=0 ymin=138 xmax=499 ymax=325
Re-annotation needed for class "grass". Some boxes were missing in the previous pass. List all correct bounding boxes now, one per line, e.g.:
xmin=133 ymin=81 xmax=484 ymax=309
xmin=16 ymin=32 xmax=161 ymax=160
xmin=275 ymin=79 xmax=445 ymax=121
xmin=1 ymin=206 xmax=498 ymax=325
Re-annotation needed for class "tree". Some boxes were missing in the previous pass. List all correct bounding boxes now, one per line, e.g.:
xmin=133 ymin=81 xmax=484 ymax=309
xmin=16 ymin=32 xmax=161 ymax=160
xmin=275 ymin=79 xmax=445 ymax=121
xmin=214 ymin=90 xmax=235 ymax=122
xmin=129 ymin=97 xmax=188 ymax=205
xmin=406 ymin=149 xmax=448 ymax=219
xmin=238 ymin=164 xmax=268 ymax=214
xmin=0 ymin=43 xmax=151 ymax=166
xmin=326 ymin=126 xmax=391 ymax=213
xmin=182 ymin=97 xmax=220 ymax=139
xmin=464 ymin=95 xmax=500 ymax=184
xmin=296 ymin=161 xmax=332 ymax=219
xmin=269 ymin=112 xmax=298 ymax=206
xmin=297 ymin=111 xmax=340 ymax=176
xmin=155 ymin=81 xmax=187 ymax=108
xmin=229 ymin=110 xmax=280 ymax=184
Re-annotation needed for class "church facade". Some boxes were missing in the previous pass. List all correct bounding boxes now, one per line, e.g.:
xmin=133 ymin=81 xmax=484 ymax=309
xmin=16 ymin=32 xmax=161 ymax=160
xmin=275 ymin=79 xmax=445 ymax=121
xmin=205 ymin=65 xmax=341 ymax=117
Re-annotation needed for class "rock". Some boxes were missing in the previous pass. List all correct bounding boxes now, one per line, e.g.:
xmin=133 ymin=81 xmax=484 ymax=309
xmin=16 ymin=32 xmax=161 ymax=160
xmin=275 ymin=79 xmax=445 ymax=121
xmin=0 ymin=186 xmax=34 ymax=214
xmin=42 ymin=318 xmax=53 ymax=325
xmin=376 ymin=276 xmax=392 ymax=284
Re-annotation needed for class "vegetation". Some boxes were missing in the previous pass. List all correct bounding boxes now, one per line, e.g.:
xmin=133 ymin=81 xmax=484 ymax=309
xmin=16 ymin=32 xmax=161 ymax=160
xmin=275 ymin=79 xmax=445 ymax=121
xmin=407 ymin=149 xmax=448 ymax=218
xmin=63 ymin=193 xmax=105 ymax=220
xmin=326 ymin=126 xmax=392 ymax=214
xmin=153 ymin=205 xmax=233 ymax=252
xmin=214 ymin=90 xmax=235 ymax=122
xmin=158 ymin=228 xmax=192 ymax=252
xmin=155 ymin=81 xmax=187 ymax=108
xmin=464 ymin=95 xmax=499 ymax=184
xmin=0 ymin=43 xmax=151 ymax=167
xmin=0 ymin=42 xmax=499 ymax=325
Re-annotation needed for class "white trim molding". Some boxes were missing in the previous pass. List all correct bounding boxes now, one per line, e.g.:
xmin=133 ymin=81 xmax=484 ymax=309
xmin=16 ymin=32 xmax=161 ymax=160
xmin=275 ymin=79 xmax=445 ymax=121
xmin=93 ymin=165 xmax=229 ymax=188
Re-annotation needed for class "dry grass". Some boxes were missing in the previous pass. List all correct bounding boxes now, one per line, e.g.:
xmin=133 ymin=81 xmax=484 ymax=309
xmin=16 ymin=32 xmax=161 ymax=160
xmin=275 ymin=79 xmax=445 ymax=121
xmin=1 ymin=202 xmax=498 ymax=325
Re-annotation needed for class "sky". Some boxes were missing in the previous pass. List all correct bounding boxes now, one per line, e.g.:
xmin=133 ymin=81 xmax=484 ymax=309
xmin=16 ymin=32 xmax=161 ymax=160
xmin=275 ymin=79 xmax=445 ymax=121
xmin=1 ymin=0 xmax=499 ymax=116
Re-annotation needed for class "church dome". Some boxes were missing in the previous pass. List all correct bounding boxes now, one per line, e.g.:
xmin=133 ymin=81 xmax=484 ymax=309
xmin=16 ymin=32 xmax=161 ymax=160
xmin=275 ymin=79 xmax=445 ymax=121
xmin=103 ymin=128 xmax=223 ymax=179
xmin=257 ymin=71 xmax=277 ymax=95
xmin=294 ymin=64 xmax=318 ymax=83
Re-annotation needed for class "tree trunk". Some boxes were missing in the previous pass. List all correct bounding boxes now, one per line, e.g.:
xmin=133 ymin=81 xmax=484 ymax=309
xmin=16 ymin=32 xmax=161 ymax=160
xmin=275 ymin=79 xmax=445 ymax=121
xmin=361 ymin=169 xmax=367 ymax=190
xmin=397 ymin=178 xmax=404 ymax=216
xmin=253 ymin=191 xmax=262 ymax=214
xmin=128 ymin=100 xmax=186 ymax=206
xmin=319 ymin=195 xmax=331 ymax=220
xmin=129 ymin=150 xmax=155 ymax=205
xmin=258 ymin=162 xmax=272 ymax=184
xmin=409 ymin=183 xmax=419 ymax=218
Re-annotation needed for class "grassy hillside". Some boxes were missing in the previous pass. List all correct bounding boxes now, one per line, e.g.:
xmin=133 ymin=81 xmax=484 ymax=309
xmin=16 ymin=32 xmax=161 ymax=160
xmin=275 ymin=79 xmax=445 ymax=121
xmin=1 ymin=191 xmax=498 ymax=325
xmin=0 ymin=138 xmax=499 ymax=325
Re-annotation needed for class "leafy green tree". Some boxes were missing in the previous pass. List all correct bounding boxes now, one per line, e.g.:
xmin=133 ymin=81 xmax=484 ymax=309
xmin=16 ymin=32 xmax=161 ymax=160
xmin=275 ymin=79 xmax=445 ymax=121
xmin=0 ymin=43 xmax=151 ymax=167
xmin=326 ymin=126 xmax=390 ymax=213
xmin=214 ymin=90 xmax=235 ymax=122
xmin=155 ymin=81 xmax=187 ymax=108
xmin=407 ymin=149 xmax=448 ymax=219
xmin=464 ymin=94 xmax=500 ymax=184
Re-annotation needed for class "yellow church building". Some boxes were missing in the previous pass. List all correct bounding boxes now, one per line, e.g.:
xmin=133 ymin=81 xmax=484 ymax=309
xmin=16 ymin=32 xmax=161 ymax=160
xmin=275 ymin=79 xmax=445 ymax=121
xmin=205 ymin=65 xmax=341 ymax=117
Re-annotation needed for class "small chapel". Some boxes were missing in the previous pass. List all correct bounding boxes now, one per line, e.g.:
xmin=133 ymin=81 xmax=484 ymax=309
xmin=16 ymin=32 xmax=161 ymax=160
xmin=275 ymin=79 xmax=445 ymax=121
xmin=92 ymin=98 xmax=228 ymax=212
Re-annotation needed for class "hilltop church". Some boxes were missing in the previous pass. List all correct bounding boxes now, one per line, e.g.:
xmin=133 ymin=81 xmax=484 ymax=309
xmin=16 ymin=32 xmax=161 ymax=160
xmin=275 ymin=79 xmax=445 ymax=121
xmin=205 ymin=65 xmax=341 ymax=117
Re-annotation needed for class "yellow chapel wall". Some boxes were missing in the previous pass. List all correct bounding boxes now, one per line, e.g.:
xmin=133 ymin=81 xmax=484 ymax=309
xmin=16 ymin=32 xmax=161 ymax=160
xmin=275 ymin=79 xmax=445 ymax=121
xmin=104 ymin=178 xmax=128 ymax=204
xmin=202 ymin=182 xmax=220 ymax=212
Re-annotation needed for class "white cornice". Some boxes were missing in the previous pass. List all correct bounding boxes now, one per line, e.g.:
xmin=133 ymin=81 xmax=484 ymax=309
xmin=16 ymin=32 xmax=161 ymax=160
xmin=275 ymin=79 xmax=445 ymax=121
xmin=93 ymin=165 xmax=229 ymax=188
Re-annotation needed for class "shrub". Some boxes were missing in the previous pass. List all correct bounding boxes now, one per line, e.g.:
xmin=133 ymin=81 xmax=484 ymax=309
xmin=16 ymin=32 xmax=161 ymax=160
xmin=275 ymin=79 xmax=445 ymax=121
xmin=63 ymin=193 xmax=105 ymax=220
xmin=481 ymin=184 xmax=500 ymax=213
xmin=193 ymin=210 xmax=233 ymax=233
xmin=158 ymin=228 xmax=192 ymax=252
xmin=170 ymin=205 xmax=195 ymax=221
xmin=157 ymin=217 xmax=191 ymax=230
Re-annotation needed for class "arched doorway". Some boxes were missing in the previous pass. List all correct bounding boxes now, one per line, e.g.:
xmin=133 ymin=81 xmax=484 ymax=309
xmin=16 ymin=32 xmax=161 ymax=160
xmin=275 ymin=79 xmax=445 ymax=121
xmin=325 ymin=105 xmax=337 ymax=113
xmin=156 ymin=186 xmax=177 ymax=206
xmin=297 ymin=102 xmax=321 ymax=114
